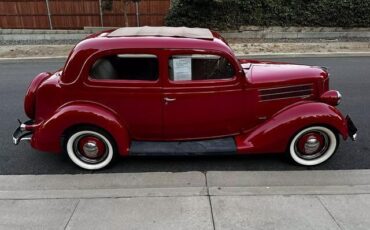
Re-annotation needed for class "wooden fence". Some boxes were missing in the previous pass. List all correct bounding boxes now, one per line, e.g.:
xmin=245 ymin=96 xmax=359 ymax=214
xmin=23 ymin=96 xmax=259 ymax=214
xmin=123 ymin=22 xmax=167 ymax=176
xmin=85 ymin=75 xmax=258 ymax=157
xmin=0 ymin=0 xmax=171 ymax=29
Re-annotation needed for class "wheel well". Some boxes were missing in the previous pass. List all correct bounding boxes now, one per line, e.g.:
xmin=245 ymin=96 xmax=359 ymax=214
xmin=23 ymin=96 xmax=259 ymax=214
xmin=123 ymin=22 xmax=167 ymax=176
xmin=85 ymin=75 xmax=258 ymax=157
xmin=61 ymin=124 xmax=117 ymax=152
xmin=286 ymin=123 xmax=340 ymax=153
xmin=310 ymin=124 xmax=341 ymax=140
xmin=286 ymin=124 xmax=340 ymax=166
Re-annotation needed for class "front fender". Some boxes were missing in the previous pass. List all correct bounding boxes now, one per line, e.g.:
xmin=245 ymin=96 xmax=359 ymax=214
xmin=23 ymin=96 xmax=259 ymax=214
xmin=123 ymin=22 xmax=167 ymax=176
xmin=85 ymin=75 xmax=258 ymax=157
xmin=31 ymin=101 xmax=130 ymax=156
xmin=236 ymin=101 xmax=348 ymax=154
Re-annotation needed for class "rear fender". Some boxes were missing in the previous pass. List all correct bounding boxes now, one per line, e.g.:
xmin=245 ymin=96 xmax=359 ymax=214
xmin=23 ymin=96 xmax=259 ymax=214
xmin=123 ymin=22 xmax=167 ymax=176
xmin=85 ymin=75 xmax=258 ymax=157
xmin=235 ymin=102 xmax=348 ymax=154
xmin=24 ymin=72 xmax=52 ymax=119
xmin=31 ymin=101 xmax=130 ymax=156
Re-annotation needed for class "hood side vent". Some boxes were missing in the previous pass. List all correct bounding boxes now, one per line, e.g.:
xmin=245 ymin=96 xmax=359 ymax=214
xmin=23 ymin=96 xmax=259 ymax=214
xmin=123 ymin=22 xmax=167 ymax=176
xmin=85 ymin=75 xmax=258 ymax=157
xmin=259 ymin=84 xmax=313 ymax=101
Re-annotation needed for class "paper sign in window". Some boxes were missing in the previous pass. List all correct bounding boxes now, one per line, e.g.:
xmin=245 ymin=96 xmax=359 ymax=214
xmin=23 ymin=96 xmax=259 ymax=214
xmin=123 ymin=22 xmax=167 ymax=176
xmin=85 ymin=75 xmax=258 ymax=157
xmin=172 ymin=58 xmax=192 ymax=81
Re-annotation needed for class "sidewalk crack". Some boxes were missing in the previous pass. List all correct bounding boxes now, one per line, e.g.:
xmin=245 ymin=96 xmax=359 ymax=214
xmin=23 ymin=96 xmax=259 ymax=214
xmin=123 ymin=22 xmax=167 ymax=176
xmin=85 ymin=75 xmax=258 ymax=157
xmin=317 ymin=196 xmax=344 ymax=230
xmin=205 ymin=172 xmax=216 ymax=230
xmin=64 ymin=199 xmax=80 ymax=230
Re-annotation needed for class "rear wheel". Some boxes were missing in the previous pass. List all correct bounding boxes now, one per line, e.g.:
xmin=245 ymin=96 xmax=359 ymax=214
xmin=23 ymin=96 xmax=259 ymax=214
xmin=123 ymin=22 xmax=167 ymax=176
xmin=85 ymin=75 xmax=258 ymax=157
xmin=65 ymin=127 xmax=116 ymax=170
xmin=289 ymin=126 xmax=338 ymax=166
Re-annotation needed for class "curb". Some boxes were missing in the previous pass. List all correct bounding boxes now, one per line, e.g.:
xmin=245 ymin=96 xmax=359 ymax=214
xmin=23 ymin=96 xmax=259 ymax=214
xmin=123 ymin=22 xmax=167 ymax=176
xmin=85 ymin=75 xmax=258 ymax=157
xmin=1 ymin=170 xmax=370 ymax=199
xmin=222 ymin=31 xmax=370 ymax=40
xmin=0 ymin=56 xmax=67 ymax=62
xmin=237 ymin=52 xmax=370 ymax=58
xmin=1 ymin=52 xmax=370 ymax=62
xmin=0 ymin=172 xmax=207 ymax=200
xmin=1 ymin=27 xmax=370 ymax=41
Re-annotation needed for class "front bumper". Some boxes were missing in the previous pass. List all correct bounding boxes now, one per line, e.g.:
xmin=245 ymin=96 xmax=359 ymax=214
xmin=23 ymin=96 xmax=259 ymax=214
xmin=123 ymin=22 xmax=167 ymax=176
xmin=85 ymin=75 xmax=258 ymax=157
xmin=12 ymin=120 xmax=33 ymax=145
xmin=346 ymin=115 xmax=358 ymax=141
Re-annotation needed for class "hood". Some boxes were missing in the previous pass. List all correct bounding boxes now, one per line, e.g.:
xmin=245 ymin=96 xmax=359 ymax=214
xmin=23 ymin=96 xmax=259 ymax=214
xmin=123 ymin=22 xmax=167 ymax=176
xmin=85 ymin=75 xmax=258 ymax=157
xmin=244 ymin=63 xmax=328 ymax=87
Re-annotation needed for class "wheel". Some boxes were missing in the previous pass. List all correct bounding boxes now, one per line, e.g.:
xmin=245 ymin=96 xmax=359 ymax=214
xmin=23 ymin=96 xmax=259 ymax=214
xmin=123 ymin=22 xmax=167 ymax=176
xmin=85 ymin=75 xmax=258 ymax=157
xmin=64 ymin=127 xmax=116 ymax=170
xmin=289 ymin=126 xmax=338 ymax=166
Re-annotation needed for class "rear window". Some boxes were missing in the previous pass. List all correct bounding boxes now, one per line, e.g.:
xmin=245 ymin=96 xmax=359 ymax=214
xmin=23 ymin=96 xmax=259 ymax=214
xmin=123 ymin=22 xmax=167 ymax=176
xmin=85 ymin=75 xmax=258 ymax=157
xmin=169 ymin=54 xmax=234 ymax=81
xmin=90 ymin=54 xmax=158 ymax=81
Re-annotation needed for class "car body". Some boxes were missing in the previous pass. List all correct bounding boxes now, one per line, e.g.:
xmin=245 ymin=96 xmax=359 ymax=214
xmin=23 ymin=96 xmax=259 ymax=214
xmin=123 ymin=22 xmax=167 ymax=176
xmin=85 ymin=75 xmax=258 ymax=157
xmin=13 ymin=27 xmax=357 ymax=170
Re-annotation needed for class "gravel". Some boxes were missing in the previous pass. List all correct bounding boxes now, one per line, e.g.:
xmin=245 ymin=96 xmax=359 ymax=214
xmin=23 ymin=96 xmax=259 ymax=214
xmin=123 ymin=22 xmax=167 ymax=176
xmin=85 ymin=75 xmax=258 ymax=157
xmin=1 ymin=37 xmax=369 ymax=46
xmin=0 ymin=39 xmax=81 ymax=46
xmin=0 ymin=39 xmax=369 ymax=58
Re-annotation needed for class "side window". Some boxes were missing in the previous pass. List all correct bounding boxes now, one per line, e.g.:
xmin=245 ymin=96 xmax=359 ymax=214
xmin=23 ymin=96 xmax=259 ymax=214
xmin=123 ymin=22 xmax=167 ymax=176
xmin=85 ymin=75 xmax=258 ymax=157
xmin=169 ymin=54 xmax=234 ymax=81
xmin=90 ymin=54 xmax=158 ymax=81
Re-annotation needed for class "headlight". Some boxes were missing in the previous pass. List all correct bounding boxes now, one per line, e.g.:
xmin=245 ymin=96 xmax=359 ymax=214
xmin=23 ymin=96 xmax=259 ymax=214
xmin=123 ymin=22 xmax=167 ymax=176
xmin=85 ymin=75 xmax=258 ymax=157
xmin=320 ymin=90 xmax=342 ymax=106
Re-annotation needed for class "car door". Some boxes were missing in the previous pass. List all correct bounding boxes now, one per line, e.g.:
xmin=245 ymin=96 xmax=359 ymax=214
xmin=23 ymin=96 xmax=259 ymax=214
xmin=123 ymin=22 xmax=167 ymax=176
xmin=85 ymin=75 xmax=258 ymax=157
xmin=163 ymin=50 xmax=247 ymax=140
xmin=84 ymin=50 xmax=163 ymax=140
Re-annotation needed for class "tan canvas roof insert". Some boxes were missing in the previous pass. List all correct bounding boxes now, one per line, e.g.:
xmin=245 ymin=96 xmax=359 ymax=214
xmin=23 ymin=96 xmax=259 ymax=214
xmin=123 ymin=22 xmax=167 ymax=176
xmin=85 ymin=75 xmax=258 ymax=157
xmin=107 ymin=26 xmax=214 ymax=40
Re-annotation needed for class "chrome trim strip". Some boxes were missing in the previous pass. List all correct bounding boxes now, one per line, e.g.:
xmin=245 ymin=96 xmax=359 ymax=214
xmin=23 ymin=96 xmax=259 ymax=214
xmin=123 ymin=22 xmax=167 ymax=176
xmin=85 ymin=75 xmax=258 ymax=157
xmin=13 ymin=134 xmax=32 ymax=145
xmin=260 ymin=94 xmax=312 ymax=102
xmin=21 ymin=136 xmax=32 ymax=142
xmin=337 ymin=91 xmax=342 ymax=99
xmin=20 ymin=123 xmax=26 ymax=132
xmin=260 ymin=89 xmax=312 ymax=97
xmin=13 ymin=120 xmax=34 ymax=145
xmin=259 ymin=84 xmax=313 ymax=92
xmin=337 ymin=91 xmax=342 ymax=105
xmin=12 ymin=136 xmax=18 ymax=145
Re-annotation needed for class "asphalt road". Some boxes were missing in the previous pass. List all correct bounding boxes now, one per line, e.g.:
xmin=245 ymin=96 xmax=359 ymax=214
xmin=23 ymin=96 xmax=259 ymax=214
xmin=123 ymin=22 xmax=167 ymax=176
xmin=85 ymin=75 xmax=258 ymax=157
xmin=0 ymin=57 xmax=368 ymax=175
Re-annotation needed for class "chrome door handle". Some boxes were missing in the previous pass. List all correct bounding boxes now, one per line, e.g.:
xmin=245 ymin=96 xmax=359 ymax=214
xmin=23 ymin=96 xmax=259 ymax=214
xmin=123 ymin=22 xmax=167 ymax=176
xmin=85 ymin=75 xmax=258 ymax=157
xmin=164 ymin=97 xmax=176 ymax=102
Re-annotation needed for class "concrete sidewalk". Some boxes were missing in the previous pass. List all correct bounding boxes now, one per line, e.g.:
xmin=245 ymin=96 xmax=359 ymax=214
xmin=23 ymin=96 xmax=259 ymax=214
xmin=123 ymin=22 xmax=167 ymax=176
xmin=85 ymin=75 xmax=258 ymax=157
xmin=1 ymin=170 xmax=370 ymax=230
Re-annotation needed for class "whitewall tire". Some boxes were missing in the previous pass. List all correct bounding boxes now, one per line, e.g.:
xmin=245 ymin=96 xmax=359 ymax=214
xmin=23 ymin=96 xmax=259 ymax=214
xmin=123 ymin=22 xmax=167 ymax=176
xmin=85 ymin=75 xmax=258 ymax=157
xmin=289 ymin=126 xmax=338 ymax=166
xmin=65 ymin=129 xmax=115 ymax=170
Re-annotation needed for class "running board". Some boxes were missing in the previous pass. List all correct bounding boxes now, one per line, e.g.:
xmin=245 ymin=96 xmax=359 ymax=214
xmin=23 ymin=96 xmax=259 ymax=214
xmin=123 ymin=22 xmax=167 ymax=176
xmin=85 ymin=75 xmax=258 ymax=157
xmin=129 ymin=137 xmax=236 ymax=156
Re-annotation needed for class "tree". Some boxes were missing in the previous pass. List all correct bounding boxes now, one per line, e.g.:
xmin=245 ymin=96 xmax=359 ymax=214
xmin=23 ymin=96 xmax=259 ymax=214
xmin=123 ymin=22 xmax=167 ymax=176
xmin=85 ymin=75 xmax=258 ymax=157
xmin=102 ymin=0 xmax=141 ymax=27
xmin=101 ymin=0 xmax=113 ymax=11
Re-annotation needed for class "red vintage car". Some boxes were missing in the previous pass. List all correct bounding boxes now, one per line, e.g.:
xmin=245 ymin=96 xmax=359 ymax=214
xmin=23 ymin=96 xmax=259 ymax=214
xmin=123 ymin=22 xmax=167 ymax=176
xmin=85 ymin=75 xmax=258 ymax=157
xmin=13 ymin=27 xmax=357 ymax=170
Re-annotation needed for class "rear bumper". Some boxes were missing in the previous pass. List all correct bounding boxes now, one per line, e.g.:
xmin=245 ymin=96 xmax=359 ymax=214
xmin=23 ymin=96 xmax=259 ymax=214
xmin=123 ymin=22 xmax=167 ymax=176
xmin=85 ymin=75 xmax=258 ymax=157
xmin=12 ymin=118 xmax=61 ymax=153
xmin=12 ymin=120 xmax=33 ymax=145
xmin=346 ymin=115 xmax=358 ymax=141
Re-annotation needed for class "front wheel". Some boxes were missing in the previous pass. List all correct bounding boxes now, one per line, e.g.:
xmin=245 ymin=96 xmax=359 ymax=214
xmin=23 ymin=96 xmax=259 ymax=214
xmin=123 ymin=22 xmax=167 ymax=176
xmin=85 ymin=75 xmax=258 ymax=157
xmin=289 ymin=126 xmax=339 ymax=166
xmin=64 ymin=127 xmax=116 ymax=170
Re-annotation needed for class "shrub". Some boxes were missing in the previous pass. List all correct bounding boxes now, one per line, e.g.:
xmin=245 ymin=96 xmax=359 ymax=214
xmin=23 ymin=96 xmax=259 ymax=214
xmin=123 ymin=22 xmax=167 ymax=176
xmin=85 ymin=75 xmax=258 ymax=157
xmin=165 ymin=0 xmax=370 ymax=29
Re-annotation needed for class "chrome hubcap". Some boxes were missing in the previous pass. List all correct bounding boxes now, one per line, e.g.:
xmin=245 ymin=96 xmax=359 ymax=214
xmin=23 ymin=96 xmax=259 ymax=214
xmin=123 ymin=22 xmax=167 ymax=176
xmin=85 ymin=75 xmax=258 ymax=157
xmin=295 ymin=130 xmax=330 ymax=160
xmin=82 ymin=141 xmax=99 ymax=158
xmin=73 ymin=134 xmax=108 ymax=164
xmin=304 ymin=136 xmax=320 ymax=154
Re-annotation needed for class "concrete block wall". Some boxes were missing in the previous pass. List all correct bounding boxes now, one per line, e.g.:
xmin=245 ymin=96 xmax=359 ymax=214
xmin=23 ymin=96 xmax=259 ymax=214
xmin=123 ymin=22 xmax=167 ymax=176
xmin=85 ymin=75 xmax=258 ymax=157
xmin=0 ymin=26 xmax=369 ymax=42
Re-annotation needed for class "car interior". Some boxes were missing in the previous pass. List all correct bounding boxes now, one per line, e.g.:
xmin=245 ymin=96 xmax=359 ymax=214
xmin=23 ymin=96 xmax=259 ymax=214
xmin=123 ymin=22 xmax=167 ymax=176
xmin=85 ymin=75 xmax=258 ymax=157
xmin=90 ymin=54 xmax=234 ymax=82
xmin=90 ymin=54 xmax=159 ymax=81
xmin=169 ymin=55 xmax=234 ymax=81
